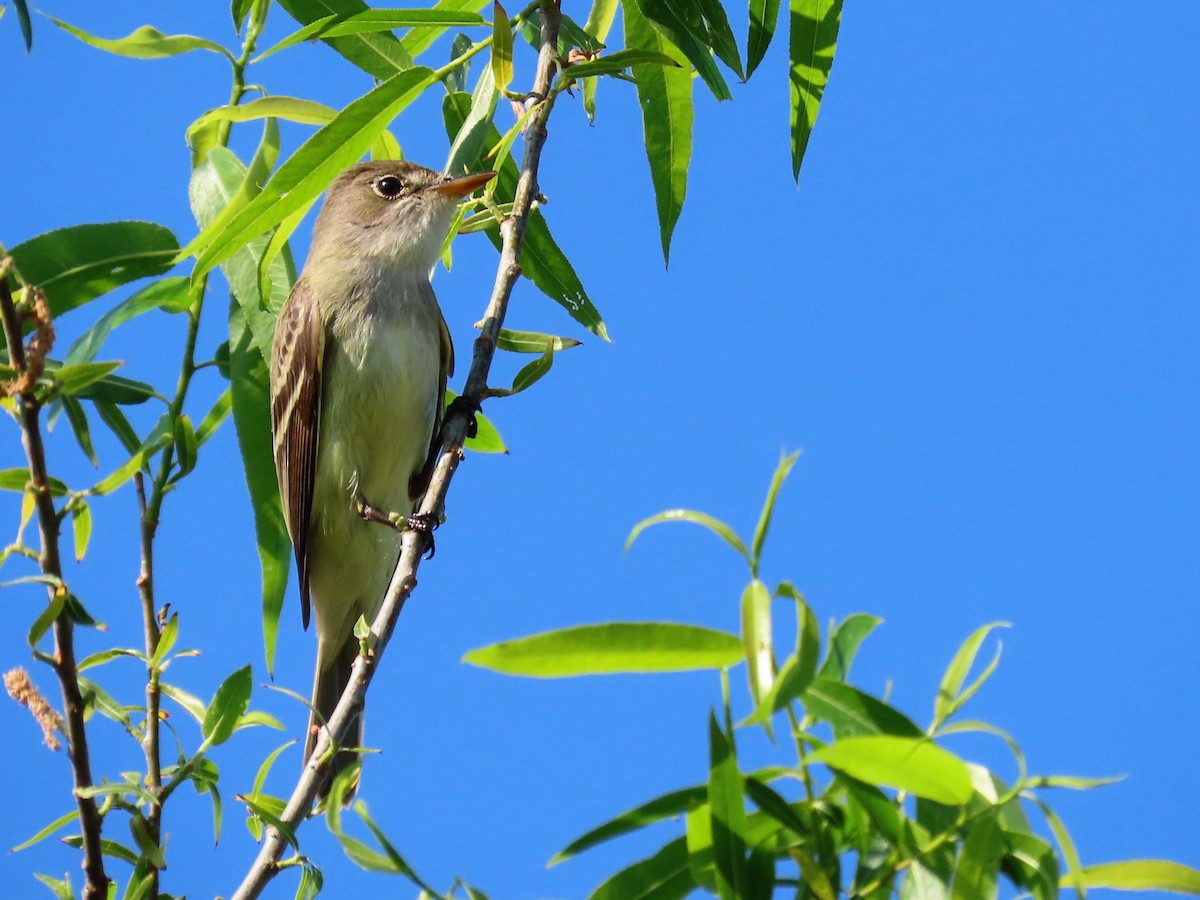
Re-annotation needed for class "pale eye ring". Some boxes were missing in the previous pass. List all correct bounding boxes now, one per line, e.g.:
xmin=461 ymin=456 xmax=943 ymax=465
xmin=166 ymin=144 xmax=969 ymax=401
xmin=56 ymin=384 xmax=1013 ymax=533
xmin=373 ymin=175 xmax=406 ymax=199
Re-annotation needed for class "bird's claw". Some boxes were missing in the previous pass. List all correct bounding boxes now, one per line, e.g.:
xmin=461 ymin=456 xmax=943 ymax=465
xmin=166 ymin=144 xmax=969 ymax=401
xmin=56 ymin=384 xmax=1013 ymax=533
xmin=446 ymin=394 xmax=481 ymax=440
xmin=404 ymin=512 xmax=439 ymax=559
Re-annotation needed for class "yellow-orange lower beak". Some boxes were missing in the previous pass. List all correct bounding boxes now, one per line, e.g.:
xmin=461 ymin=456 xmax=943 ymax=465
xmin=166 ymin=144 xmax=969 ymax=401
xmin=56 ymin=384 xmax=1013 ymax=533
xmin=431 ymin=171 xmax=497 ymax=198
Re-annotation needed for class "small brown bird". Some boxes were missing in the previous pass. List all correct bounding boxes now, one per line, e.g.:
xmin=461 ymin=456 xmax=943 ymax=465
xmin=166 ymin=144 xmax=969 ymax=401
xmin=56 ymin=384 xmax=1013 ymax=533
xmin=270 ymin=160 xmax=494 ymax=792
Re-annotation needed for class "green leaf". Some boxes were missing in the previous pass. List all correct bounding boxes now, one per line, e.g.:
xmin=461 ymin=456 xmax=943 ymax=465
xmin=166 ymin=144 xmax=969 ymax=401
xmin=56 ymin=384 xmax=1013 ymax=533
xmin=402 ymin=0 xmax=492 ymax=59
xmin=201 ymin=664 xmax=253 ymax=747
xmin=445 ymin=389 xmax=507 ymax=454
xmin=1026 ymin=798 xmax=1078 ymax=900
xmin=28 ymin=590 xmax=66 ymax=648
xmin=151 ymin=612 xmax=179 ymax=669
xmin=77 ymin=675 xmax=134 ymax=730
xmin=804 ymin=677 xmax=922 ymax=738
xmin=93 ymin=399 xmax=143 ymax=454
xmin=740 ymin=579 xmax=773 ymax=705
xmin=588 ymin=835 xmax=693 ymax=900
xmin=274 ymin=0 xmax=414 ymax=78
xmin=88 ymin=429 xmax=169 ymax=496
xmin=63 ymin=276 xmax=192 ymax=367
xmin=71 ymin=501 xmax=92 ymax=562
xmin=463 ymin=621 xmax=744 ymax=676
xmin=625 ymin=508 xmax=749 ymax=562
xmin=742 ymin=582 xmax=818 ymax=725
xmin=61 ymin=396 xmax=99 ymax=467
xmin=129 ymin=814 xmax=167 ymax=869
xmin=197 ymin=388 xmax=234 ymax=445
xmin=933 ymin=622 xmax=1009 ymax=730
xmin=10 ymin=809 xmax=76 ymax=852
xmin=77 ymin=779 xmax=159 ymax=808
xmin=187 ymin=96 xmax=337 ymax=145
xmin=750 ymin=450 xmax=798 ymax=574
xmin=695 ymin=0 xmax=745 ymax=77
xmin=562 ymin=48 xmax=680 ymax=79
xmin=809 ymin=735 xmax=974 ymax=805
xmin=583 ymin=0 xmax=620 ymax=42
xmin=708 ymin=711 xmax=748 ymax=900
xmin=489 ymin=339 xmax=554 ymax=397
xmin=229 ymin=303 xmax=291 ymax=675
xmin=186 ymin=66 xmax=437 ymax=279
xmin=624 ymin=0 xmax=692 ymax=266
xmin=13 ymin=0 xmax=32 ymax=52
xmin=788 ymin=0 xmax=842 ymax=180
xmin=445 ymin=67 xmax=499 ymax=178
xmin=45 ymin=17 xmax=233 ymax=61
xmin=1026 ymin=773 xmax=1125 ymax=791
xmin=491 ymin=2 xmax=513 ymax=92
xmin=62 ymin=835 xmax=140 ymax=865
xmin=33 ymin=874 xmax=72 ymax=900
xmin=494 ymin=328 xmax=581 ymax=353
xmin=628 ymin=0 xmax=732 ymax=101
xmin=0 ymin=468 xmax=68 ymax=496
xmin=173 ymin=414 xmax=199 ymax=477
xmin=551 ymin=785 xmax=706 ymax=866
xmin=951 ymin=813 xmax=1002 ymax=900
xmin=233 ymin=0 xmax=256 ymax=34
xmin=818 ymin=613 xmax=882 ymax=681
xmin=160 ymin=682 xmax=206 ymax=724
xmin=1001 ymin=830 xmax=1059 ymax=900
xmin=259 ymin=7 xmax=484 ymax=61
xmin=7 ymin=222 xmax=179 ymax=324
xmin=747 ymin=0 xmax=783 ymax=78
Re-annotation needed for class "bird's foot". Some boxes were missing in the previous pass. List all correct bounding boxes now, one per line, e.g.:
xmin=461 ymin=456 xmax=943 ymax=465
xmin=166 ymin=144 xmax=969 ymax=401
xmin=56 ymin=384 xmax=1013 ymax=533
xmin=404 ymin=512 xmax=439 ymax=560
xmin=446 ymin=394 xmax=481 ymax=440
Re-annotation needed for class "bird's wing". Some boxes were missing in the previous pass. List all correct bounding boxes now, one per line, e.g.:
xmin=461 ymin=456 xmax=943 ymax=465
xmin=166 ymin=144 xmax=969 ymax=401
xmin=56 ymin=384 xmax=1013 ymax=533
xmin=270 ymin=277 xmax=325 ymax=630
xmin=409 ymin=292 xmax=455 ymax=501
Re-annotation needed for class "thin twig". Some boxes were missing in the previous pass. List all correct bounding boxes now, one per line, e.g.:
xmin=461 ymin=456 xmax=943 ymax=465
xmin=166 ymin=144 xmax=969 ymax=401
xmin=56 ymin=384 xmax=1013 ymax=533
xmin=134 ymin=471 xmax=164 ymax=895
xmin=229 ymin=3 xmax=564 ymax=896
xmin=0 ymin=263 xmax=109 ymax=900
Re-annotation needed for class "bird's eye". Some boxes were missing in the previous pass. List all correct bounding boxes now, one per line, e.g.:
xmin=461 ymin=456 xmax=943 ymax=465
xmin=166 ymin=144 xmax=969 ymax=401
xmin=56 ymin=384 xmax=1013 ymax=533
xmin=373 ymin=175 xmax=406 ymax=199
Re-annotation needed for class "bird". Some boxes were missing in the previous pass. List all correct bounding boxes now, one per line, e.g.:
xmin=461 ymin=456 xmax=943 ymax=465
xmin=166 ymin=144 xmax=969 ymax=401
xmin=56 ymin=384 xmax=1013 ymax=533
xmin=269 ymin=160 xmax=495 ymax=795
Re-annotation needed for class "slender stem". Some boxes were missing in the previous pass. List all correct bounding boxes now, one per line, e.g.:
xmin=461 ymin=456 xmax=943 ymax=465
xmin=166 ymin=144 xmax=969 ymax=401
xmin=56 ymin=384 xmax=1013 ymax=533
xmin=229 ymin=3 xmax=564 ymax=896
xmin=0 ymin=267 xmax=109 ymax=900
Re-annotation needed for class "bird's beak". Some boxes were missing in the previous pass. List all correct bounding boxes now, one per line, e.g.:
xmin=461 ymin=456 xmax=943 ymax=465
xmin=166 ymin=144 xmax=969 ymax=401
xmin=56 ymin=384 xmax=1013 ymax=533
xmin=430 ymin=171 xmax=497 ymax=198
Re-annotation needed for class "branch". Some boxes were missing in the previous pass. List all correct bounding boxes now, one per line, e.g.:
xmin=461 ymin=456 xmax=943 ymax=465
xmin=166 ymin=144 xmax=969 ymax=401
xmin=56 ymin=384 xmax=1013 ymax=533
xmin=229 ymin=3 xmax=564 ymax=896
xmin=0 ymin=261 xmax=109 ymax=900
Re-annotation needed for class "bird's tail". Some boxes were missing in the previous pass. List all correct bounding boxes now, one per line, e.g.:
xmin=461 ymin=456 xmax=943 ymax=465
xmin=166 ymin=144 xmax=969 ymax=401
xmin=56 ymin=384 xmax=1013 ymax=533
xmin=306 ymin=635 xmax=364 ymax=800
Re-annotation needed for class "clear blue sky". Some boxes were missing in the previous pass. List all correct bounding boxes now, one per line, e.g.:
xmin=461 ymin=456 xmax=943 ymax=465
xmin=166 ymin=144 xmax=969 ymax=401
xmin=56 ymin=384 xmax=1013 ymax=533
xmin=3 ymin=2 xmax=1198 ymax=898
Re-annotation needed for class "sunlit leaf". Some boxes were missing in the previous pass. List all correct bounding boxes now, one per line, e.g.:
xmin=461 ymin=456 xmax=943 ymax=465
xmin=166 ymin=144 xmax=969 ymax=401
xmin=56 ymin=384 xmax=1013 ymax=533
xmin=804 ymin=677 xmax=922 ymax=738
xmin=551 ymin=785 xmax=706 ymax=866
xmin=750 ymin=450 xmax=798 ymax=574
xmin=951 ymin=813 xmax=1002 ymax=899
xmin=933 ymin=621 xmax=1009 ymax=730
xmin=788 ymin=0 xmax=842 ymax=180
xmin=45 ymin=17 xmax=234 ymax=61
xmin=628 ymin=0 xmax=731 ymax=101
xmin=740 ymin=579 xmax=773 ymax=705
xmin=491 ymin=2 xmax=513 ymax=92
xmin=818 ymin=613 xmax=882 ymax=681
xmin=463 ymin=622 xmax=744 ymax=676
xmin=708 ymin=711 xmax=749 ymax=900
xmin=273 ymin=0 xmax=413 ymax=78
xmin=809 ymin=735 xmax=974 ymax=805
xmin=588 ymin=835 xmax=692 ymax=900
xmin=747 ymin=0 xmax=783 ymax=78
xmin=201 ymin=664 xmax=253 ymax=747
xmin=626 ymin=508 xmax=749 ymax=562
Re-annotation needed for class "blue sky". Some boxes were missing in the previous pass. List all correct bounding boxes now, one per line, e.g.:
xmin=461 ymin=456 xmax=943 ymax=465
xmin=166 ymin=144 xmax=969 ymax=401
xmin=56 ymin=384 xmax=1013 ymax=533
xmin=3 ymin=2 xmax=1198 ymax=898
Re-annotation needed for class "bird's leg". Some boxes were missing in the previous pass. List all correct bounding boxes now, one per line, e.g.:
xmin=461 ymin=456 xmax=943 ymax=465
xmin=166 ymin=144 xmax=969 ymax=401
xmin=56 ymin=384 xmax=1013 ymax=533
xmin=445 ymin=394 xmax=481 ymax=440
xmin=354 ymin=496 xmax=439 ymax=559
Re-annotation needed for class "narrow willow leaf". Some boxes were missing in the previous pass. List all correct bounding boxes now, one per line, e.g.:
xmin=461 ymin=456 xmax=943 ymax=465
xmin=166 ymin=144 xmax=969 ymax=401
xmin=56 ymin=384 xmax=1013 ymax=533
xmin=695 ymin=0 xmax=744 ymax=78
xmin=742 ymin=582 xmax=817 ymax=725
xmin=463 ymin=622 xmax=743 ymax=676
xmin=818 ymin=613 xmax=882 ymax=681
xmin=273 ymin=0 xmax=413 ymax=78
xmin=558 ymin=13 xmax=606 ymax=52
xmin=71 ymin=501 xmax=92 ymax=562
xmin=445 ymin=67 xmax=499 ymax=177
xmin=258 ymin=7 xmax=484 ymax=60
xmin=809 ymin=735 xmax=974 ymax=805
xmin=489 ymin=340 xmax=554 ymax=397
xmin=129 ymin=815 xmax=167 ymax=869
xmin=445 ymin=32 xmax=475 ymax=92
xmin=740 ymin=579 xmax=773 ymax=705
xmin=13 ymin=0 xmax=32 ymax=52
xmin=747 ymin=0 xmax=783 ymax=78
xmin=10 ymin=809 xmax=75 ymax=852
xmin=7 ymin=222 xmax=179 ymax=325
xmin=629 ymin=0 xmax=731 ymax=101
xmin=563 ymin=48 xmax=680 ymax=78
xmin=61 ymin=396 xmax=98 ymax=467
xmin=27 ymin=595 xmax=64 ymax=649
xmin=741 ymin=777 xmax=809 ymax=843
xmin=750 ymin=454 xmax=798 ymax=575
xmin=708 ymin=712 xmax=748 ymax=899
xmin=233 ymin=0 xmax=256 ymax=34
xmin=933 ymin=621 xmax=1009 ymax=730
xmin=1026 ymin=773 xmax=1125 ymax=791
xmin=788 ymin=0 xmax=842 ymax=180
xmin=173 ymin=414 xmax=199 ymax=477
xmin=60 ymin=835 xmax=139 ymax=865
xmin=1002 ymin=831 xmax=1059 ymax=900
xmin=93 ymin=399 xmax=142 ymax=455
xmin=583 ymin=0 xmax=620 ymax=41
xmin=625 ymin=508 xmax=749 ymax=563
xmin=0 ymin=469 xmax=68 ymax=495
xmin=551 ymin=785 xmax=706 ymax=866
xmin=186 ymin=66 xmax=436 ymax=278
xmin=1028 ymin=798 xmax=1082 ymax=900
xmin=160 ymin=682 xmax=206 ymax=723
xmin=484 ymin=98 xmax=542 ymax=175
xmin=33 ymin=874 xmax=72 ymax=900
xmin=88 ymin=432 xmax=168 ymax=496
xmin=951 ymin=813 xmax=1002 ymax=900
xmin=495 ymin=328 xmax=580 ymax=353
xmin=45 ymin=17 xmax=234 ymax=61
xmin=370 ymin=127 xmax=403 ymax=160
xmin=491 ymin=2 xmax=513 ymax=92
xmin=64 ymin=276 xmax=191 ymax=367
xmin=230 ymin=303 xmax=291 ymax=674
xmin=401 ymin=0 xmax=492 ymax=59
xmin=624 ymin=0 xmax=692 ymax=265
xmin=197 ymin=388 xmax=233 ymax=445
xmin=202 ymin=664 xmax=253 ymax=747
xmin=187 ymin=96 xmax=337 ymax=146
xmin=588 ymin=835 xmax=692 ymax=900
xmin=804 ymin=677 xmax=922 ymax=738
xmin=150 ymin=613 xmax=179 ymax=670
